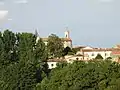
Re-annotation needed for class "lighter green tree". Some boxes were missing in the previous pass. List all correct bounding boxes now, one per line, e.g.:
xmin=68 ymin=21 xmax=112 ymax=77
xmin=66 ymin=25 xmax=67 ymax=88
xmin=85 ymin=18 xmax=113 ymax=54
xmin=47 ymin=34 xmax=64 ymax=58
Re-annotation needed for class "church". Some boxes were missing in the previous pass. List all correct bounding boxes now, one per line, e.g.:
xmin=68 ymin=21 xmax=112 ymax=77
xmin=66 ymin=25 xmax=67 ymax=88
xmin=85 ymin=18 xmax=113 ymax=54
xmin=35 ymin=30 xmax=72 ymax=48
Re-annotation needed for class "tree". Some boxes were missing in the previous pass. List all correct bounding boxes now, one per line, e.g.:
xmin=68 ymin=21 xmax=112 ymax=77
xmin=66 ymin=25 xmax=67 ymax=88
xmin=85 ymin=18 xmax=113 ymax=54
xmin=106 ymin=57 xmax=112 ymax=60
xmin=16 ymin=33 xmax=49 ymax=89
xmin=62 ymin=46 xmax=71 ymax=56
xmin=47 ymin=34 xmax=64 ymax=58
xmin=2 ymin=30 xmax=17 ymax=65
xmin=34 ymin=38 xmax=48 ymax=62
xmin=95 ymin=54 xmax=103 ymax=59
xmin=0 ymin=32 xmax=5 ymax=66
xmin=34 ymin=38 xmax=49 ymax=80
xmin=72 ymin=47 xmax=81 ymax=54
xmin=15 ymin=33 xmax=38 ymax=89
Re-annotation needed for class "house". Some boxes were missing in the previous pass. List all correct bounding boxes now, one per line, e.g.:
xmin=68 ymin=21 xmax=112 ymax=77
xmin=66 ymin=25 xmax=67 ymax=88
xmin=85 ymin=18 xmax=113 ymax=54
xmin=64 ymin=54 xmax=89 ymax=63
xmin=111 ymin=45 xmax=120 ymax=62
xmin=47 ymin=59 xmax=66 ymax=69
xmin=76 ymin=46 xmax=112 ymax=60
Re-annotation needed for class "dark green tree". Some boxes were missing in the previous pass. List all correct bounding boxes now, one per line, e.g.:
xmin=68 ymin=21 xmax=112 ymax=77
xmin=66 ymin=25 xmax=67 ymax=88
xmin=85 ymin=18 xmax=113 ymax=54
xmin=0 ymin=32 xmax=5 ymax=66
xmin=0 ymin=30 xmax=49 ymax=90
xmin=95 ymin=54 xmax=103 ymax=59
xmin=62 ymin=46 xmax=71 ymax=56
xmin=34 ymin=38 xmax=49 ymax=81
xmin=2 ymin=30 xmax=17 ymax=65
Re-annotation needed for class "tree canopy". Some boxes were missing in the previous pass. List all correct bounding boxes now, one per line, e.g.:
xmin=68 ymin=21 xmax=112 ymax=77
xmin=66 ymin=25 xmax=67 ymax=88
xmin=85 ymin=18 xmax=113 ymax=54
xmin=37 ymin=60 xmax=120 ymax=90
xmin=95 ymin=54 xmax=104 ymax=59
xmin=0 ymin=30 xmax=48 ymax=90
xmin=47 ymin=34 xmax=64 ymax=58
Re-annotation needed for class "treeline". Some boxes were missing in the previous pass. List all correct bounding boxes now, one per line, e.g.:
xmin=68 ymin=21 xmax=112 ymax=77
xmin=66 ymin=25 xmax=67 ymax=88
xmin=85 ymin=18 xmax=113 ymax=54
xmin=37 ymin=60 xmax=120 ymax=90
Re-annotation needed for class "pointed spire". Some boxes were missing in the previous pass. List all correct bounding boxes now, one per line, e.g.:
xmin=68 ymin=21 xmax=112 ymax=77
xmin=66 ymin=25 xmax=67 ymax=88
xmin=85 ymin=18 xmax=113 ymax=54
xmin=35 ymin=29 xmax=39 ymax=37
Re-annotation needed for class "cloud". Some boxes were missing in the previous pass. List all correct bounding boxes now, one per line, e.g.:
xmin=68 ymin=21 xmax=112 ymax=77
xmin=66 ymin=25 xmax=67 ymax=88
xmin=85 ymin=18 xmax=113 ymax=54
xmin=0 ymin=10 xmax=8 ymax=19
xmin=0 ymin=10 xmax=8 ymax=24
xmin=8 ymin=18 xmax=12 ymax=21
xmin=14 ymin=0 xmax=28 ymax=4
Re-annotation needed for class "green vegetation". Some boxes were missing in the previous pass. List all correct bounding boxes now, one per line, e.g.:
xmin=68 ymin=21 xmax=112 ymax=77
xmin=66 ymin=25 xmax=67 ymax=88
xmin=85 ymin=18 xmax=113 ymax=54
xmin=0 ymin=30 xmax=48 ymax=90
xmin=36 ymin=60 xmax=120 ymax=90
xmin=95 ymin=54 xmax=104 ymax=59
xmin=63 ymin=46 xmax=78 ymax=56
xmin=0 ymin=30 xmax=120 ymax=90
xmin=47 ymin=34 xmax=64 ymax=58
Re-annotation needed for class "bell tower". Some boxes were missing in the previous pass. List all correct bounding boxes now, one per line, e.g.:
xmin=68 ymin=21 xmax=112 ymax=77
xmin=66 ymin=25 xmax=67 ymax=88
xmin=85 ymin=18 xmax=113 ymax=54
xmin=64 ymin=27 xmax=70 ymax=38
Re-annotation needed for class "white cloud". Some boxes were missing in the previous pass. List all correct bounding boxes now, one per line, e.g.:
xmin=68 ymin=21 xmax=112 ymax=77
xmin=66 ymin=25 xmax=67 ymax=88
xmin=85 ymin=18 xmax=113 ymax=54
xmin=8 ymin=18 xmax=12 ymax=21
xmin=14 ymin=0 xmax=28 ymax=4
xmin=0 ymin=10 xmax=8 ymax=19
xmin=0 ymin=10 xmax=8 ymax=24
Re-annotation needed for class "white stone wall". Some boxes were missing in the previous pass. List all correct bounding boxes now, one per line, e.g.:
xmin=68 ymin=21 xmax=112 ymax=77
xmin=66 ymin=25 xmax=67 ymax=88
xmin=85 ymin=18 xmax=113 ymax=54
xmin=44 ymin=41 xmax=48 ymax=46
xmin=47 ymin=62 xmax=58 ymax=69
xmin=65 ymin=55 xmax=87 ymax=63
xmin=63 ymin=41 xmax=72 ymax=48
xmin=84 ymin=51 xmax=112 ymax=60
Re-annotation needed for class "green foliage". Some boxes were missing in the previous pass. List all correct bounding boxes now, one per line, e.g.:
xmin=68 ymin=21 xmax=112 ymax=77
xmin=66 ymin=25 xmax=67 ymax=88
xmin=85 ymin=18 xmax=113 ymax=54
xmin=37 ymin=60 xmax=120 ymax=90
xmin=34 ymin=38 xmax=48 ymax=62
xmin=47 ymin=34 xmax=64 ymax=58
xmin=63 ymin=46 xmax=71 ymax=56
xmin=63 ymin=47 xmax=77 ymax=56
xmin=1 ymin=30 xmax=17 ymax=65
xmin=0 ymin=30 xmax=48 ymax=90
xmin=72 ymin=47 xmax=81 ymax=54
xmin=106 ymin=57 xmax=112 ymax=60
xmin=95 ymin=54 xmax=103 ymax=59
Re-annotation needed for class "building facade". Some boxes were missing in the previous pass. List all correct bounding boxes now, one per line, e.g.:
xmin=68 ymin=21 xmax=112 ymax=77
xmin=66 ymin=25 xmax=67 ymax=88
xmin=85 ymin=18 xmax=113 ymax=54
xmin=76 ymin=46 xmax=112 ymax=60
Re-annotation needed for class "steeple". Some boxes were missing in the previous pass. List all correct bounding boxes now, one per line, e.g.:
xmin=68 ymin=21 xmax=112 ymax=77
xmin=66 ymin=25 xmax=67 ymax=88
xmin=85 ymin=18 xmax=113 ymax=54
xmin=35 ymin=29 xmax=39 ymax=37
xmin=64 ymin=27 xmax=70 ymax=38
xmin=34 ymin=29 xmax=40 ymax=43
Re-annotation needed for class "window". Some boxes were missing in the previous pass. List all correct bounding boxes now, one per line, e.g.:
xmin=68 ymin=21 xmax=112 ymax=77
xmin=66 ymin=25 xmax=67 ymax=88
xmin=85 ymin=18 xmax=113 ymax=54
xmin=92 ymin=53 xmax=94 ymax=56
xmin=51 ymin=64 xmax=54 ymax=67
xmin=76 ymin=58 xmax=79 ymax=60
xmin=105 ymin=53 xmax=107 ymax=56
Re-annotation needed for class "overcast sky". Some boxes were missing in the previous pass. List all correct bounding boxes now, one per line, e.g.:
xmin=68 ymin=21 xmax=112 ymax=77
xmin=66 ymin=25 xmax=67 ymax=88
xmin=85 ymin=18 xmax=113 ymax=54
xmin=0 ymin=0 xmax=120 ymax=47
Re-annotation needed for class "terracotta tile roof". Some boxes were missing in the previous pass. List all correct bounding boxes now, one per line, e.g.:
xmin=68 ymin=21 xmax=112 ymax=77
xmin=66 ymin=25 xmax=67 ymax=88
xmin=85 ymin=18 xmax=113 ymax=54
xmin=73 ymin=46 xmax=86 ymax=48
xmin=112 ymin=51 xmax=120 ymax=55
xmin=115 ymin=45 xmax=120 ymax=48
xmin=82 ymin=48 xmax=113 ymax=52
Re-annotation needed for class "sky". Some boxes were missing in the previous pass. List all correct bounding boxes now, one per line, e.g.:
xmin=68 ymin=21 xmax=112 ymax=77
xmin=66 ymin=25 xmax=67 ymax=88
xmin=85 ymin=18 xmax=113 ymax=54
xmin=0 ymin=0 xmax=120 ymax=47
